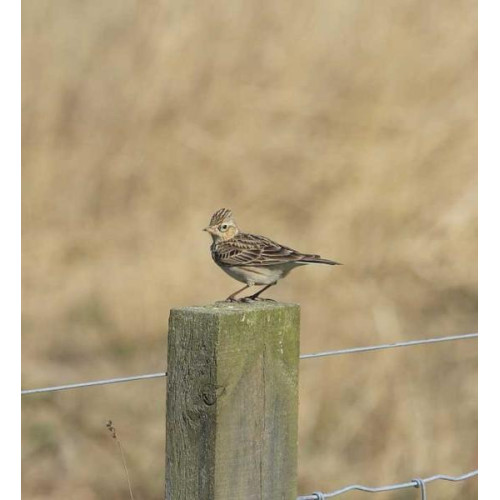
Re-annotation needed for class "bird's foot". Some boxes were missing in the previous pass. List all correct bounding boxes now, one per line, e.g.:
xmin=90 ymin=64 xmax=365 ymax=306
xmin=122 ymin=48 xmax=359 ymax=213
xmin=241 ymin=296 xmax=276 ymax=302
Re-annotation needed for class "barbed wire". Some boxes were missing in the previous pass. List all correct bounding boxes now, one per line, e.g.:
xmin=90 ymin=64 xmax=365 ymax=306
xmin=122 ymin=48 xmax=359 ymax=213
xmin=21 ymin=332 xmax=477 ymax=396
xmin=297 ymin=469 xmax=478 ymax=499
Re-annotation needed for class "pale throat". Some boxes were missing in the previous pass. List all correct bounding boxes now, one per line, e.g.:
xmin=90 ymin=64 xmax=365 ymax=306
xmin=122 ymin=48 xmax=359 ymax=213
xmin=211 ymin=231 xmax=235 ymax=243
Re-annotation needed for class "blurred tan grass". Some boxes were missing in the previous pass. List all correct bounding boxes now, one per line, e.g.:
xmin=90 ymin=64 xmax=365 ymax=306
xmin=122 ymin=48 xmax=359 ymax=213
xmin=22 ymin=0 xmax=477 ymax=498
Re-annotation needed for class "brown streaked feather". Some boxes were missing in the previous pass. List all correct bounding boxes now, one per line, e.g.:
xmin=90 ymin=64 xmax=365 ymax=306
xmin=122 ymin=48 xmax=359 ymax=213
xmin=209 ymin=208 xmax=233 ymax=226
xmin=212 ymin=232 xmax=340 ymax=267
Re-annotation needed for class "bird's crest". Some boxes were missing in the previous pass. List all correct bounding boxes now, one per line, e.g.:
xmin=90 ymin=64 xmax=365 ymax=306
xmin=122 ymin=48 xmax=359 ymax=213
xmin=210 ymin=208 xmax=233 ymax=226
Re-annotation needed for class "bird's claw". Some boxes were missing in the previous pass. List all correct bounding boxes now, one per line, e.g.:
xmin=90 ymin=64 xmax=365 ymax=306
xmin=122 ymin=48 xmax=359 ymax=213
xmin=241 ymin=296 xmax=276 ymax=302
xmin=222 ymin=296 xmax=276 ymax=303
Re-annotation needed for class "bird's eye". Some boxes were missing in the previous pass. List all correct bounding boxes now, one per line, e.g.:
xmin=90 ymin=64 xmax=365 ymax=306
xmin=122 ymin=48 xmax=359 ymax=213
xmin=220 ymin=224 xmax=229 ymax=232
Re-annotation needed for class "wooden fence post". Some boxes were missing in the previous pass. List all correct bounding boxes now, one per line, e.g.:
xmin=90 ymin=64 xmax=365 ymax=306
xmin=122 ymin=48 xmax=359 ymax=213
xmin=165 ymin=301 xmax=300 ymax=500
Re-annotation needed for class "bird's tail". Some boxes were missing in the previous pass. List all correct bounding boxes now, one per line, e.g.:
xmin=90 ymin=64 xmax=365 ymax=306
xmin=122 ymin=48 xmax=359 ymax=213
xmin=300 ymin=255 xmax=342 ymax=265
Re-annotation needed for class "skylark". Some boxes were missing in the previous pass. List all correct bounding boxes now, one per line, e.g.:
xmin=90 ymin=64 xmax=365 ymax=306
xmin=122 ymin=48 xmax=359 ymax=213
xmin=204 ymin=208 xmax=341 ymax=301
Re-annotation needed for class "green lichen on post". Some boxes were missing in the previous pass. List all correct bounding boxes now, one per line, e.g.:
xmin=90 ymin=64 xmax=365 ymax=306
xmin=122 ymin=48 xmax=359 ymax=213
xmin=166 ymin=302 xmax=300 ymax=500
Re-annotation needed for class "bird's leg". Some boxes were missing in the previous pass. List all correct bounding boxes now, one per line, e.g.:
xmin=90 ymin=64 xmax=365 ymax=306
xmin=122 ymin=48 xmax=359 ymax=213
xmin=242 ymin=283 xmax=277 ymax=302
xmin=225 ymin=284 xmax=251 ymax=302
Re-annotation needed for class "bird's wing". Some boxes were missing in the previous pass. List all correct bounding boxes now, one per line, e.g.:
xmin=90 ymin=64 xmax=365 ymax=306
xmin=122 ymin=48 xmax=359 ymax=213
xmin=214 ymin=233 xmax=312 ymax=266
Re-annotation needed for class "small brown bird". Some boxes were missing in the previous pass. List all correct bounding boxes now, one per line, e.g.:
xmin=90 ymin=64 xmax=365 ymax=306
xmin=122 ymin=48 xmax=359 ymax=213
xmin=203 ymin=208 xmax=341 ymax=301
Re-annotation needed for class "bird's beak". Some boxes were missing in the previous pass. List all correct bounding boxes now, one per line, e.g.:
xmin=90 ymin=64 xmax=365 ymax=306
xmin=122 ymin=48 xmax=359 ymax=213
xmin=203 ymin=226 xmax=212 ymax=233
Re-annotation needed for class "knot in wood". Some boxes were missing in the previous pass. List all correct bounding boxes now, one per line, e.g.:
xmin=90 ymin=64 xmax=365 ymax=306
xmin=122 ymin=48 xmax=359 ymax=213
xmin=201 ymin=384 xmax=225 ymax=406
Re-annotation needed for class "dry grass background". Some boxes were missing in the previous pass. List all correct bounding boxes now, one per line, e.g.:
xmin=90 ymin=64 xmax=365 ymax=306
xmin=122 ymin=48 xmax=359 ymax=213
xmin=21 ymin=0 xmax=477 ymax=498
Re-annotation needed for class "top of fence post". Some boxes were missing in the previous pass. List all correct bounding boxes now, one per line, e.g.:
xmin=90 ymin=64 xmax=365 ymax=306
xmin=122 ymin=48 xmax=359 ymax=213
xmin=165 ymin=301 xmax=300 ymax=500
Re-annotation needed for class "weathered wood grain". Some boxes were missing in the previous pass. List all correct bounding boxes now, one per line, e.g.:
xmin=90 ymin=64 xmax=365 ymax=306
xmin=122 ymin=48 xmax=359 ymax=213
xmin=166 ymin=302 xmax=300 ymax=500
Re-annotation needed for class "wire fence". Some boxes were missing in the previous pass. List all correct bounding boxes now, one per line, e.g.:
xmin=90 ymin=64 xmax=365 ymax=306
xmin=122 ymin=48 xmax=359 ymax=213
xmin=298 ymin=470 xmax=478 ymax=500
xmin=21 ymin=332 xmax=478 ymax=395
xmin=21 ymin=372 xmax=167 ymax=395
xmin=21 ymin=330 xmax=478 ymax=498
